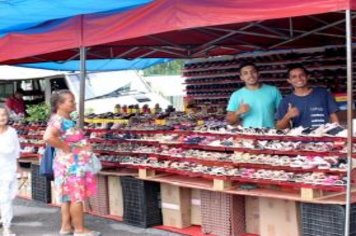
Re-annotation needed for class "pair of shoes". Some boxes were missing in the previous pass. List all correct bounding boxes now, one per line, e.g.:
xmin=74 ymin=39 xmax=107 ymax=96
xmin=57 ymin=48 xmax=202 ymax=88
xmin=73 ymin=231 xmax=101 ymax=236
xmin=3 ymin=228 xmax=15 ymax=236
xmin=59 ymin=229 xmax=73 ymax=235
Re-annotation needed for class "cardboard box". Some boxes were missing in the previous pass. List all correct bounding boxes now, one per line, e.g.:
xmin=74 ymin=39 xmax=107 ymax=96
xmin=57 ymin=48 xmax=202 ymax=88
xmin=138 ymin=168 xmax=155 ymax=179
xmin=108 ymin=176 xmax=124 ymax=217
xmin=190 ymin=189 xmax=201 ymax=225
xmin=259 ymin=198 xmax=300 ymax=236
xmin=301 ymin=188 xmax=323 ymax=200
xmin=213 ymin=179 xmax=232 ymax=190
xmin=245 ymin=196 xmax=260 ymax=235
xmin=161 ymin=183 xmax=191 ymax=228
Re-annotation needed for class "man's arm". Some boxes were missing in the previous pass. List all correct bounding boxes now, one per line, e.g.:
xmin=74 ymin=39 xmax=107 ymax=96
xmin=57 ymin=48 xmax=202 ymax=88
xmin=276 ymin=103 xmax=299 ymax=129
xmin=276 ymin=115 xmax=292 ymax=129
xmin=226 ymin=111 xmax=242 ymax=125
xmin=226 ymin=101 xmax=250 ymax=125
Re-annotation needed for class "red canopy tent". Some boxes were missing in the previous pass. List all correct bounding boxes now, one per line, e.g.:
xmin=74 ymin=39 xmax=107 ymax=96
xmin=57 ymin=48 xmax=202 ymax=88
xmin=0 ymin=2 xmax=355 ymax=234
xmin=1 ymin=0 xmax=356 ymax=64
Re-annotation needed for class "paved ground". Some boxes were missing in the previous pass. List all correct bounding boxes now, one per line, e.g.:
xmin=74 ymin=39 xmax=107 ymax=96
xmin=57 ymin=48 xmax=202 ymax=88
xmin=9 ymin=198 xmax=181 ymax=236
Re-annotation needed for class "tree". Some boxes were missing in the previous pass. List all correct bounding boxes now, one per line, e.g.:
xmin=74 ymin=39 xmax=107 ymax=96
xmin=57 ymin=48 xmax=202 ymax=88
xmin=143 ymin=60 xmax=184 ymax=76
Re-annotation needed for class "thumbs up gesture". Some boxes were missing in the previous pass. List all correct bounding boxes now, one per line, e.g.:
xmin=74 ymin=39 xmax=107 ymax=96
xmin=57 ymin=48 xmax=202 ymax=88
xmin=286 ymin=103 xmax=299 ymax=119
xmin=236 ymin=100 xmax=250 ymax=115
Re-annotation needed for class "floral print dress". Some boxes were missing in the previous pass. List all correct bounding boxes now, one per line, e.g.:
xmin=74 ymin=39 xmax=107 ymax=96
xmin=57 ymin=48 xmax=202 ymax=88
xmin=46 ymin=114 xmax=97 ymax=203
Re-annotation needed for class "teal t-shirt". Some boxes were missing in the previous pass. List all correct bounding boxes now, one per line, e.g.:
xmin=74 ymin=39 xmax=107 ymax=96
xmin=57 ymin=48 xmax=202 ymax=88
xmin=226 ymin=84 xmax=282 ymax=128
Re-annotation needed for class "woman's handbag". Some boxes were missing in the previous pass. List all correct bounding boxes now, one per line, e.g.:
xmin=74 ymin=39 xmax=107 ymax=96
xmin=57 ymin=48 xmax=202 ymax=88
xmin=88 ymin=154 xmax=102 ymax=174
xmin=39 ymin=145 xmax=55 ymax=180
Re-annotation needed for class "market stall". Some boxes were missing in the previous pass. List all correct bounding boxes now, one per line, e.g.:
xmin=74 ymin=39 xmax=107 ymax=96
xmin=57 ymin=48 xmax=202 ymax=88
xmin=2 ymin=1 xmax=356 ymax=235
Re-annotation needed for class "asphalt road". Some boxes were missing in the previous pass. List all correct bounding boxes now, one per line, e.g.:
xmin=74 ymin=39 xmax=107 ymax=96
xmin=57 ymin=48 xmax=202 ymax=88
xmin=8 ymin=198 xmax=181 ymax=236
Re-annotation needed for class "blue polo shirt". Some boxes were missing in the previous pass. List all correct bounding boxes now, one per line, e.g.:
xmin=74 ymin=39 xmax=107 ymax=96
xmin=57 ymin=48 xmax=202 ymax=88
xmin=276 ymin=87 xmax=339 ymax=128
xmin=227 ymin=84 xmax=282 ymax=128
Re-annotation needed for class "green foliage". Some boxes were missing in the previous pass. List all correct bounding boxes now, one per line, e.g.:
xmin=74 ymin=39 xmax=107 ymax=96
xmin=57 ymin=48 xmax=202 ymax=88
xmin=26 ymin=103 xmax=50 ymax=122
xmin=85 ymin=108 xmax=95 ymax=115
xmin=143 ymin=60 xmax=185 ymax=76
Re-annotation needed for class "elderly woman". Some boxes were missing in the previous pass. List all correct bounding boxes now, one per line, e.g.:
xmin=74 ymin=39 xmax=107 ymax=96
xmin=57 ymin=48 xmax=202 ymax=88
xmin=0 ymin=105 xmax=20 ymax=236
xmin=44 ymin=90 xmax=100 ymax=236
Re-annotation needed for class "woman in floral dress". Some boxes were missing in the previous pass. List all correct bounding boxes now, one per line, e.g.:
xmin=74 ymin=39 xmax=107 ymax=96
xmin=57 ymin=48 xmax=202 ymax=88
xmin=44 ymin=90 xmax=100 ymax=236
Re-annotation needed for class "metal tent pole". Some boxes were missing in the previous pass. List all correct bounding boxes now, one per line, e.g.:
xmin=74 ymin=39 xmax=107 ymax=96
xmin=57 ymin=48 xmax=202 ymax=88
xmin=78 ymin=14 xmax=86 ymax=129
xmin=345 ymin=9 xmax=353 ymax=236
xmin=78 ymin=46 xmax=86 ymax=129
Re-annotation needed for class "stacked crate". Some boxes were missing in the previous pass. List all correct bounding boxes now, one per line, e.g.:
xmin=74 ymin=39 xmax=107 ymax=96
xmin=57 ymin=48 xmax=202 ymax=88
xmin=121 ymin=176 xmax=162 ymax=228
xmin=301 ymin=203 xmax=356 ymax=236
xmin=31 ymin=164 xmax=51 ymax=203
xmin=201 ymin=190 xmax=245 ymax=236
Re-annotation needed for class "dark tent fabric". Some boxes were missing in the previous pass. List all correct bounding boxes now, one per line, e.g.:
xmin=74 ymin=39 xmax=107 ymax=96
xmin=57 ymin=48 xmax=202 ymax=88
xmin=0 ymin=0 xmax=356 ymax=64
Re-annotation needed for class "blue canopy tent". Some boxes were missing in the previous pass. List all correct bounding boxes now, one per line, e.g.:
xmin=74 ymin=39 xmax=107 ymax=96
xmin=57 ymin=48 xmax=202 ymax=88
xmin=0 ymin=0 xmax=154 ymax=127
xmin=0 ymin=0 xmax=152 ymax=36
xmin=18 ymin=58 xmax=171 ymax=72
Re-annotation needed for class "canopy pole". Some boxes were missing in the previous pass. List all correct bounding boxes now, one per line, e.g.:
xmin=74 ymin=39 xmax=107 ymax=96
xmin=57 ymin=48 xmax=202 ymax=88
xmin=78 ymin=46 xmax=86 ymax=129
xmin=78 ymin=14 xmax=86 ymax=129
xmin=345 ymin=9 xmax=353 ymax=236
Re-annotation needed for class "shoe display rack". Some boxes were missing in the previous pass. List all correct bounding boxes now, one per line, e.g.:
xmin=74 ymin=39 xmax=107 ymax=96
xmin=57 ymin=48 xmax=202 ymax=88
xmin=11 ymin=116 xmax=356 ymax=235
xmin=184 ymin=46 xmax=355 ymax=110
xmin=12 ymin=121 xmax=46 ymax=159
xmin=11 ymin=113 xmax=356 ymax=204
xmin=81 ymin=113 xmax=355 ymax=204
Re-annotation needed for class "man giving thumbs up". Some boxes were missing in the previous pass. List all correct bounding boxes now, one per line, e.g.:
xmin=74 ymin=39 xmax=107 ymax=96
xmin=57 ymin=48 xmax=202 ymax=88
xmin=226 ymin=63 xmax=282 ymax=128
xmin=275 ymin=103 xmax=300 ymax=129
xmin=276 ymin=65 xmax=339 ymax=129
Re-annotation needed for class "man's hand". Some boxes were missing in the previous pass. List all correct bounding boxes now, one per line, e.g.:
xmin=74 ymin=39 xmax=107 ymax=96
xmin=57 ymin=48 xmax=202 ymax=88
xmin=236 ymin=100 xmax=250 ymax=116
xmin=286 ymin=103 xmax=299 ymax=119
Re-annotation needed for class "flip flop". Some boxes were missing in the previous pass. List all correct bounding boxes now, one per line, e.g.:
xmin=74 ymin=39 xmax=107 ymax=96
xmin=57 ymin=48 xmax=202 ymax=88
xmin=73 ymin=231 xmax=101 ymax=236
xmin=59 ymin=230 xmax=73 ymax=235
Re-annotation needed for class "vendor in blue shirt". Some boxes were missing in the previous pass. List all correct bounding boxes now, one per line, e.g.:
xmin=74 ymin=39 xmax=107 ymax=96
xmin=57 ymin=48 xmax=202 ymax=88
xmin=276 ymin=65 xmax=339 ymax=129
xmin=226 ymin=63 xmax=282 ymax=128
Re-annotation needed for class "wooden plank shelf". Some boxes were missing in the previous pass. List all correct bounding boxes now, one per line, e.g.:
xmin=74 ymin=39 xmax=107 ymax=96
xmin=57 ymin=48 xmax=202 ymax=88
xmin=140 ymin=173 xmax=355 ymax=205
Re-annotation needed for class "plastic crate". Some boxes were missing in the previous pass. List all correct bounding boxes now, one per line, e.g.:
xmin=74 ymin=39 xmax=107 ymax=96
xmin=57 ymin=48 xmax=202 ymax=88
xmin=301 ymin=203 xmax=356 ymax=236
xmin=31 ymin=164 xmax=51 ymax=203
xmin=121 ymin=176 xmax=162 ymax=228
xmin=88 ymin=175 xmax=109 ymax=215
xmin=201 ymin=190 xmax=245 ymax=236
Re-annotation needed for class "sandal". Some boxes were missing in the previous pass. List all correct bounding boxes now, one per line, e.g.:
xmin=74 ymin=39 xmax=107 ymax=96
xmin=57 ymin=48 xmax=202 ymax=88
xmin=73 ymin=231 xmax=101 ymax=236
xmin=59 ymin=229 xmax=73 ymax=235
xmin=59 ymin=230 xmax=73 ymax=235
